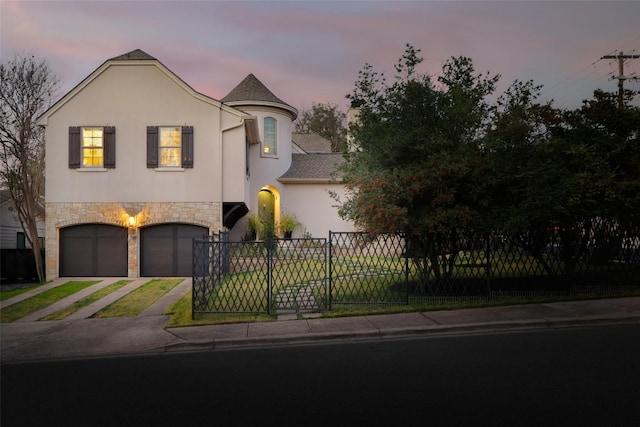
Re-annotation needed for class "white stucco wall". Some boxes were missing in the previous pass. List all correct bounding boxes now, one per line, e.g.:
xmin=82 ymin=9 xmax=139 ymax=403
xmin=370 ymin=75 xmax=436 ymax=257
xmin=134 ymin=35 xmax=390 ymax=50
xmin=43 ymin=63 xmax=245 ymax=204
xmin=243 ymin=107 xmax=294 ymax=207
xmin=221 ymin=125 xmax=247 ymax=203
xmin=280 ymin=183 xmax=353 ymax=239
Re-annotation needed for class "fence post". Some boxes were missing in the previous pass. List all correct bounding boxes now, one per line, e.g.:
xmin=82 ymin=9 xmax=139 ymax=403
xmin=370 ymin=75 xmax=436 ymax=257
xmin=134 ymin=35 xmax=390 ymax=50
xmin=405 ymin=247 xmax=410 ymax=305
xmin=485 ymin=232 xmax=492 ymax=298
xmin=266 ymin=233 xmax=273 ymax=315
xmin=328 ymin=231 xmax=333 ymax=311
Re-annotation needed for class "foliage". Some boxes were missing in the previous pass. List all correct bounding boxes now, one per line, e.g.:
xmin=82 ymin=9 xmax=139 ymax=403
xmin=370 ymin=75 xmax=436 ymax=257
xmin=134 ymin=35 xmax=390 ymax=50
xmin=244 ymin=212 xmax=262 ymax=240
xmin=294 ymin=102 xmax=347 ymax=152
xmin=279 ymin=212 xmax=301 ymax=233
xmin=338 ymin=44 xmax=640 ymax=287
xmin=0 ymin=53 xmax=59 ymax=282
xmin=340 ymin=45 xmax=499 ymax=285
xmin=261 ymin=220 xmax=277 ymax=250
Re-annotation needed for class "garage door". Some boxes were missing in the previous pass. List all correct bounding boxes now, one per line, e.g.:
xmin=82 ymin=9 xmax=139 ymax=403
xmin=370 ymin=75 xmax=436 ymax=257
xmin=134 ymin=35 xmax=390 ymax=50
xmin=140 ymin=224 xmax=208 ymax=277
xmin=60 ymin=224 xmax=128 ymax=276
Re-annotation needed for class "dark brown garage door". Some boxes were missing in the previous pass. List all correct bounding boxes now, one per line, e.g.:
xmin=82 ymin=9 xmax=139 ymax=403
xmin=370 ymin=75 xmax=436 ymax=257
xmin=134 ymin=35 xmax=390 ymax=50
xmin=60 ymin=224 xmax=128 ymax=277
xmin=140 ymin=224 xmax=208 ymax=277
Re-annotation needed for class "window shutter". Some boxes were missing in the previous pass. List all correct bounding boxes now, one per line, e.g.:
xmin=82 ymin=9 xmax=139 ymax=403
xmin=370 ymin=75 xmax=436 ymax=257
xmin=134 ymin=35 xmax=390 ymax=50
xmin=146 ymin=126 xmax=158 ymax=168
xmin=68 ymin=127 xmax=81 ymax=169
xmin=181 ymin=126 xmax=193 ymax=168
xmin=104 ymin=126 xmax=116 ymax=168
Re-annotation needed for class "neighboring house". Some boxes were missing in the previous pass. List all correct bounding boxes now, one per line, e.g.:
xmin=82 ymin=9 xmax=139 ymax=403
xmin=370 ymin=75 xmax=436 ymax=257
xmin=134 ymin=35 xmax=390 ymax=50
xmin=0 ymin=190 xmax=45 ymax=250
xmin=37 ymin=49 xmax=352 ymax=279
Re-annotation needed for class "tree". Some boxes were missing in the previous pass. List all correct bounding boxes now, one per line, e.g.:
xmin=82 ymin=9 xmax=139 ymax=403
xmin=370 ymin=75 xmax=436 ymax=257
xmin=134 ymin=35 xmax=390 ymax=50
xmin=294 ymin=102 xmax=347 ymax=152
xmin=0 ymin=53 xmax=59 ymax=282
xmin=339 ymin=45 xmax=499 ymax=291
xmin=484 ymin=85 xmax=639 ymax=274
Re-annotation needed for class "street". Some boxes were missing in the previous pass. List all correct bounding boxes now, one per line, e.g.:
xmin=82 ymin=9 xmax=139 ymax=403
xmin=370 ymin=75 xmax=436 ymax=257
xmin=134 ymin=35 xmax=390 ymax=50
xmin=2 ymin=324 xmax=639 ymax=426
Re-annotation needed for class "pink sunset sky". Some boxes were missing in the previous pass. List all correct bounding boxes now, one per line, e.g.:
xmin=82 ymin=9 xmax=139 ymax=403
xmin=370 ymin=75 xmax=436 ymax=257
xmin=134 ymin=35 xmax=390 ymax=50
xmin=1 ymin=0 xmax=638 ymax=113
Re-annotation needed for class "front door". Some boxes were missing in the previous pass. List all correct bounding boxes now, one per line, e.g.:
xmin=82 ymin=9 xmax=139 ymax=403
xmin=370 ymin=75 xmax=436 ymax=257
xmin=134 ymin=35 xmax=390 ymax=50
xmin=258 ymin=189 xmax=275 ymax=237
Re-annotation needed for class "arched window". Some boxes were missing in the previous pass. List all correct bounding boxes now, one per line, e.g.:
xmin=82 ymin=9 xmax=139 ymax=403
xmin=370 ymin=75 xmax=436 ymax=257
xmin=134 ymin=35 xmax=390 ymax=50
xmin=262 ymin=117 xmax=277 ymax=157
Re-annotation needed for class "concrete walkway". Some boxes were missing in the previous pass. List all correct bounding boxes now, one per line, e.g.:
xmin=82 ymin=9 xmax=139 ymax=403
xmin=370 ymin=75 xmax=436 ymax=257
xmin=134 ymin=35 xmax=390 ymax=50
xmin=2 ymin=277 xmax=639 ymax=362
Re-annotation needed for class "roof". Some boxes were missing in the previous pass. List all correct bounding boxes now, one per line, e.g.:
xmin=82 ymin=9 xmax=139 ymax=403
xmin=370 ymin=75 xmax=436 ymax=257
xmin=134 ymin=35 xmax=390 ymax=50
xmin=109 ymin=49 xmax=157 ymax=61
xmin=0 ymin=190 xmax=45 ymax=217
xmin=0 ymin=190 xmax=11 ymax=205
xmin=222 ymin=74 xmax=298 ymax=120
xmin=278 ymin=153 xmax=345 ymax=183
xmin=291 ymin=133 xmax=332 ymax=153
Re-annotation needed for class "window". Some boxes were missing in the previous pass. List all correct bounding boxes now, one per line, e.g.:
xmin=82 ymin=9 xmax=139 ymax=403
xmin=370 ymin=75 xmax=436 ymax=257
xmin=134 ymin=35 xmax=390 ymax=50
xmin=159 ymin=127 xmax=181 ymax=167
xmin=82 ymin=127 xmax=103 ymax=167
xmin=17 ymin=232 xmax=26 ymax=249
xmin=262 ymin=117 xmax=277 ymax=156
xmin=147 ymin=126 xmax=193 ymax=168
xmin=68 ymin=126 xmax=115 ymax=169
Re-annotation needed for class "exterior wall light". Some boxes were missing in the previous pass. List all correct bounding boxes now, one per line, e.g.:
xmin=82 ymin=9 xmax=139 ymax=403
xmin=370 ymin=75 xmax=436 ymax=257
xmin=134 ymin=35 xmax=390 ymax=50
xmin=128 ymin=216 xmax=136 ymax=228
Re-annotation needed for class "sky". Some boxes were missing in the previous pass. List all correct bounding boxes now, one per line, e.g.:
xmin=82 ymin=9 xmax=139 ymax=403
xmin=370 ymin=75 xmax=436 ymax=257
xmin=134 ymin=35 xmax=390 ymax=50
xmin=1 ymin=0 xmax=639 ymax=115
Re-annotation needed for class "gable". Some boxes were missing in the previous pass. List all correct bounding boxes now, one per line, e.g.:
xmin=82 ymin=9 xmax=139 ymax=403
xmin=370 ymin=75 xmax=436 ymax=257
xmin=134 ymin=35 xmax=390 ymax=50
xmin=37 ymin=52 xmax=243 ymax=126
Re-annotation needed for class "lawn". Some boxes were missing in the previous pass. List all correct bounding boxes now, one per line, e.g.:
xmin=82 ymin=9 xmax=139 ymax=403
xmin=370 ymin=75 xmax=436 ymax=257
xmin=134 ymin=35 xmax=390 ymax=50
xmin=0 ymin=283 xmax=46 ymax=302
xmin=164 ymin=290 xmax=274 ymax=327
xmin=94 ymin=279 xmax=182 ymax=318
xmin=0 ymin=281 xmax=100 ymax=323
xmin=40 ymin=280 xmax=132 ymax=321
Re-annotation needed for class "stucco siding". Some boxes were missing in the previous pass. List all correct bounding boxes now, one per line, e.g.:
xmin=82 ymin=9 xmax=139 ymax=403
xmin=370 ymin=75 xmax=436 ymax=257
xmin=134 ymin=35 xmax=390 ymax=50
xmin=281 ymin=183 xmax=353 ymax=239
xmin=221 ymin=125 xmax=247 ymax=202
xmin=245 ymin=108 xmax=293 ymax=203
xmin=44 ymin=64 xmax=236 ymax=203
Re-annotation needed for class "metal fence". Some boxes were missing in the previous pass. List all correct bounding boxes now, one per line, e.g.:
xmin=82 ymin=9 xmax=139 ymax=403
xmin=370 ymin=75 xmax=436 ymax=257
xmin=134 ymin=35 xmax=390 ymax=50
xmin=193 ymin=221 xmax=640 ymax=317
xmin=193 ymin=233 xmax=327 ymax=315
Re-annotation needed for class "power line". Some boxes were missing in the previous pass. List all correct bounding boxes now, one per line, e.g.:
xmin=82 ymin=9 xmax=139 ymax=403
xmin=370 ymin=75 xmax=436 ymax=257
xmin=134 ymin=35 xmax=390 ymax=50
xmin=600 ymin=51 xmax=640 ymax=108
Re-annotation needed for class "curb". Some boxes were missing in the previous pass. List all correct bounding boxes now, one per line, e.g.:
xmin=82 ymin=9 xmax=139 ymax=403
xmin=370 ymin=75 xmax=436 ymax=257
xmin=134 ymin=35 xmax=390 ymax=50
xmin=159 ymin=315 xmax=640 ymax=353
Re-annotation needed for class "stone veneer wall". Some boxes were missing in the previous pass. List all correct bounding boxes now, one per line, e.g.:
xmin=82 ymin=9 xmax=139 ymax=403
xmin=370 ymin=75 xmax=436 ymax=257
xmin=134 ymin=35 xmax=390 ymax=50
xmin=45 ymin=202 xmax=220 ymax=279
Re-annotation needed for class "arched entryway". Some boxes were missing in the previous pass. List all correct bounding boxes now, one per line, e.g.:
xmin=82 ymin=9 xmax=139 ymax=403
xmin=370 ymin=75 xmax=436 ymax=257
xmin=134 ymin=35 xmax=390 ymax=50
xmin=258 ymin=189 xmax=275 ymax=229
xmin=257 ymin=185 xmax=281 ymax=237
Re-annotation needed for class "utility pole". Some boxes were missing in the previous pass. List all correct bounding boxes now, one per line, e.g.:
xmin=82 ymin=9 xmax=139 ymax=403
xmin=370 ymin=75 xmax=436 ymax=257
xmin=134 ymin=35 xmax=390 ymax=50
xmin=601 ymin=51 xmax=640 ymax=108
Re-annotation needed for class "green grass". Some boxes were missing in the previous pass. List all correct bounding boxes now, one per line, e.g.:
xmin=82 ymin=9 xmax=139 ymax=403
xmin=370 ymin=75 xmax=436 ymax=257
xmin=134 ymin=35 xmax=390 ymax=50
xmin=0 ymin=281 xmax=100 ymax=323
xmin=164 ymin=283 xmax=640 ymax=327
xmin=39 ymin=280 xmax=132 ymax=321
xmin=94 ymin=279 xmax=182 ymax=318
xmin=0 ymin=282 xmax=47 ymax=302
xmin=164 ymin=290 xmax=274 ymax=327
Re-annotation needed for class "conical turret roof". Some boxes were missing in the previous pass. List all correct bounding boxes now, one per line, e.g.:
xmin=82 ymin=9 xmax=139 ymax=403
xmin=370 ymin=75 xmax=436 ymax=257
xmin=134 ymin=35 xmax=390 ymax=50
xmin=222 ymin=73 xmax=297 ymax=119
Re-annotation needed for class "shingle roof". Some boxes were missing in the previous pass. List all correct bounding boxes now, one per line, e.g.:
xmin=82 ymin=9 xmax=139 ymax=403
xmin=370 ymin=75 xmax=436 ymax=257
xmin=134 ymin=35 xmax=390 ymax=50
xmin=291 ymin=133 xmax=332 ymax=153
xmin=109 ymin=49 xmax=157 ymax=61
xmin=222 ymin=74 xmax=283 ymax=103
xmin=222 ymin=74 xmax=297 ymax=119
xmin=0 ymin=190 xmax=11 ymax=204
xmin=278 ymin=153 xmax=344 ymax=182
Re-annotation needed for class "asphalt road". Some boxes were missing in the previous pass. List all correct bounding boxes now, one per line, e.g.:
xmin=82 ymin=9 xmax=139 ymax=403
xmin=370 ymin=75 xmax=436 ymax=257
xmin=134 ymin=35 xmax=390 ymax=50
xmin=2 ymin=324 xmax=639 ymax=426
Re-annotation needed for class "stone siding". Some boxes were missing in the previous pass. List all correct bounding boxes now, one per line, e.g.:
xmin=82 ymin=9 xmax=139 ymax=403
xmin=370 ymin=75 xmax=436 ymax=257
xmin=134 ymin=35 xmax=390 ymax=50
xmin=45 ymin=201 xmax=220 ymax=279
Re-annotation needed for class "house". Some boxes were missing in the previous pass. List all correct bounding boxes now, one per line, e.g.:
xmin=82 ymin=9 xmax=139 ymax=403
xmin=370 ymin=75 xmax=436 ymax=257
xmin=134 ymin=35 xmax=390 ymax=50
xmin=36 ymin=49 xmax=352 ymax=279
xmin=0 ymin=190 xmax=45 ymax=250
xmin=0 ymin=190 xmax=45 ymax=284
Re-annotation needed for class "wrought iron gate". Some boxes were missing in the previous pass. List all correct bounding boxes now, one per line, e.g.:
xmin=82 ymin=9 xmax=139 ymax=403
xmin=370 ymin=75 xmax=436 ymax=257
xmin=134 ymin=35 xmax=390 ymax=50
xmin=192 ymin=234 xmax=327 ymax=316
